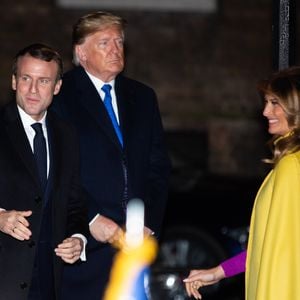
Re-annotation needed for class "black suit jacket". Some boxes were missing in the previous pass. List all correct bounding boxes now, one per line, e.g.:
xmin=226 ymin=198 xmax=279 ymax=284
xmin=52 ymin=66 xmax=171 ymax=234
xmin=0 ymin=102 xmax=87 ymax=300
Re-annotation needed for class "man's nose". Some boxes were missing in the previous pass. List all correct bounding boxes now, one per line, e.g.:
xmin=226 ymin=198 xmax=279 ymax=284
xmin=30 ymin=81 xmax=37 ymax=93
xmin=111 ymin=41 xmax=120 ymax=52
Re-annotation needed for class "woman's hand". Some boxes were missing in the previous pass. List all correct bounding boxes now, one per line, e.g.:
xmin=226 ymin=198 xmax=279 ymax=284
xmin=183 ymin=265 xmax=225 ymax=299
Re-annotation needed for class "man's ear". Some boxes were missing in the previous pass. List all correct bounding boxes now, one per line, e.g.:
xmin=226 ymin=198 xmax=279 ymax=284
xmin=12 ymin=75 xmax=17 ymax=91
xmin=54 ymin=79 xmax=62 ymax=95
xmin=75 ymin=45 xmax=87 ymax=62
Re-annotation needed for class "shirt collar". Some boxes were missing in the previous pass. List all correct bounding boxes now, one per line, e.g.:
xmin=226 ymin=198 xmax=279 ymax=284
xmin=17 ymin=105 xmax=47 ymax=128
xmin=84 ymin=70 xmax=115 ymax=92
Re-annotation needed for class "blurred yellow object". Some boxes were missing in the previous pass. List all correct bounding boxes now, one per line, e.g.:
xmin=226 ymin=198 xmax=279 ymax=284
xmin=104 ymin=236 xmax=158 ymax=300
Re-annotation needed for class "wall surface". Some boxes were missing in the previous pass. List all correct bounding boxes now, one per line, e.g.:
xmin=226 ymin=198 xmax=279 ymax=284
xmin=0 ymin=0 xmax=295 ymax=177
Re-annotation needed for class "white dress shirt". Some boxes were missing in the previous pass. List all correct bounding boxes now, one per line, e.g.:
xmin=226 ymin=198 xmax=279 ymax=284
xmin=18 ymin=105 xmax=50 ymax=176
xmin=85 ymin=70 xmax=120 ymax=124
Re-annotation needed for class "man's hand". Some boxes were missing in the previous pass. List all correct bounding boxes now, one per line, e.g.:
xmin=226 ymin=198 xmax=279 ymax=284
xmin=89 ymin=215 xmax=124 ymax=245
xmin=144 ymin=226 xmax=154 ymax=238
xmin=0 ymin=210 xmax=32 ymax=240
xmin=55 ymin=237 xmax=83 ymax=264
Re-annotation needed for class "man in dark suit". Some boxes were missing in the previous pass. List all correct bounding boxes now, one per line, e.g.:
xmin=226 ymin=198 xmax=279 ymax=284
xmin=51 ymin=11 xmax=171 ymax=299
xmin=0 ymin=43 xmax=88 ymax=300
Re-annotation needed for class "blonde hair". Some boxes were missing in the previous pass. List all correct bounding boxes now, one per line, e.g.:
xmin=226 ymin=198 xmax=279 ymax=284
xmin=72 ymin=11 xmax=127 ymax=65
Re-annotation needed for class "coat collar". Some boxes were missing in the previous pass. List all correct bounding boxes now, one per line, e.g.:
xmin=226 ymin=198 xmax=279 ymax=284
xmin=3 ymin=102 xmax=41 ymax=189
xmin=3 ymin=102 xmax=63 ymax=193
xmin=73 ymin=67 xmax=134 ymax=151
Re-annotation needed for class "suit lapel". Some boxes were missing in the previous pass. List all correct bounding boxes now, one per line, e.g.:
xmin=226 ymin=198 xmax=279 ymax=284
xmin=75 ymin=68 xmax=123 ymax=151
xmin=115 ymin=75 xmax=135 ymax=150
xmin=45 ymin=113 xmax=62 ymax=192
xmin=4 ymin=102 xmax=41 ymax=188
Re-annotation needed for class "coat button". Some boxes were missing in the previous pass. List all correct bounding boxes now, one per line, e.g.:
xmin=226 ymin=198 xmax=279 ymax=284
xmin=28 ymin=240 xmax=36 ymax=248
xmin=20 ymin=282 xmax=28 ymax=289
xmin=34 ymin=196 xmax=42 ymax=204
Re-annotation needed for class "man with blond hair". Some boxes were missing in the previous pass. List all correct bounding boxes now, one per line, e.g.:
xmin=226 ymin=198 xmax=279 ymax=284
xmin=51 ymin=11 xmax=171 ymax=299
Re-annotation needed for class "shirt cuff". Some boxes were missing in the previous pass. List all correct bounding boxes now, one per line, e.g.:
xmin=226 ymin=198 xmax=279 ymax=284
xmin=72 ymin=233 xmax=87 ymax=261
xmin=89 ymin=213 xmax=100 ymax=226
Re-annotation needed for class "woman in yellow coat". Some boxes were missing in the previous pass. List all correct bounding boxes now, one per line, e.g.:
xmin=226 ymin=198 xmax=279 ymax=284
xmin=184 ymin=66 xmax=300 ymax=300
xmin=246 ymin=66 xmax=300 ymax=299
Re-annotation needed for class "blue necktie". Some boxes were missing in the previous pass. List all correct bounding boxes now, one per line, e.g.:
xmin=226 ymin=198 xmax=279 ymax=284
xmin=102 ymin=84 xmax=127 ymax=213
xmin=32 ymin=123 xmax=47 ymax=191
xmin=102 ymin=84 xmax=123 ymax=147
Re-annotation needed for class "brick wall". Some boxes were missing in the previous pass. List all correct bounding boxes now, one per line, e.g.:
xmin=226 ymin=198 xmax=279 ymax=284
xmin=0 ymin=0 xmax=295 ymax=177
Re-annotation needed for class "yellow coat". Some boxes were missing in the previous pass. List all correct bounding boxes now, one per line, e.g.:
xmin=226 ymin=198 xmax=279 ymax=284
xmin=246 ymin=151 xmax=300 ymax=299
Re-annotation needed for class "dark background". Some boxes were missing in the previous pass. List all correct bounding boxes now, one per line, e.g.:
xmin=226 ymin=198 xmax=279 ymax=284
xmin=1 ymin=1 xmax=299 ymax=299
xmin=0 ymin=0 xmax=292 ymax=178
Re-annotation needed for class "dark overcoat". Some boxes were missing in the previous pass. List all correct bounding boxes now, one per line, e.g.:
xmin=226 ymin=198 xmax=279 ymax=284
xmin=51 ymin=66 xmax=171 ymax=299
xmin=0 ymin=102 xmax=87 ymax=300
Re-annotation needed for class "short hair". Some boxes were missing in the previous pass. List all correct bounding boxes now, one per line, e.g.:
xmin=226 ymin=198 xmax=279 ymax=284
xmin=72 ymin=11 xmax=127 ymax=65
xmin=12 ymin=43 xmax=63 ymax=81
